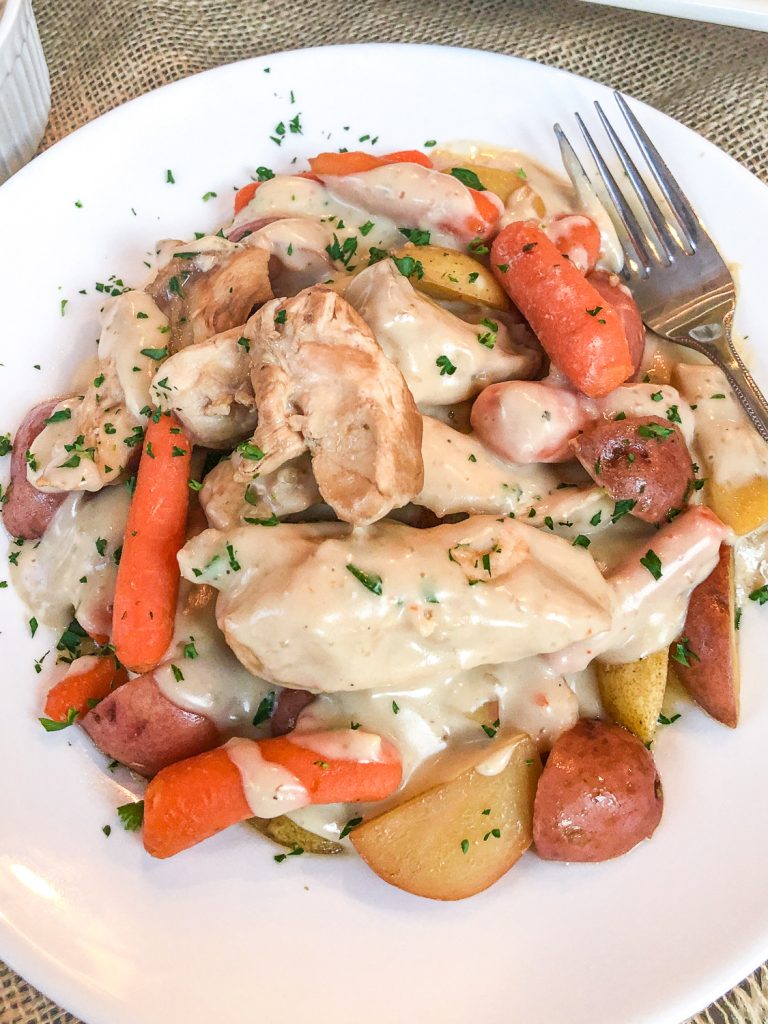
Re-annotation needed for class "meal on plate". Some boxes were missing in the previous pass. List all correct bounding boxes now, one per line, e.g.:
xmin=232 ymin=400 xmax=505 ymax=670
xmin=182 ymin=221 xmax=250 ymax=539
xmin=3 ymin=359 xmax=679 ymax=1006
xmin=4 ymin=140 xmax=767 ymax=899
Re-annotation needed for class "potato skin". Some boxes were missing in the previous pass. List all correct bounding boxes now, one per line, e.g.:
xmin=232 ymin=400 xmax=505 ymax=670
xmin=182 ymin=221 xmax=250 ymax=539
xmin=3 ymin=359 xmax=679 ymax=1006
xmin=270 ymin=688 xmax=315 ymax=737
xmin=81 ymin=671 xmax=219 ymax=776
xmin=3 ymin=400 xmax=68 ymax=539
xmin=570 ymin=416 xmax=693 ymax=523
xmin=533 ymin=720 xmax=663 ymax=862
xmin=672 ymin=544 xmax=739 ymax=727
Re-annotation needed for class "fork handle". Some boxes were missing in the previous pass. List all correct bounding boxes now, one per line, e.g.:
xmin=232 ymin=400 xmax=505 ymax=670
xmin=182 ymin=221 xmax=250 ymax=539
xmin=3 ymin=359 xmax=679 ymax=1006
xmin=687 ymin=323 xmax=768 ymax=444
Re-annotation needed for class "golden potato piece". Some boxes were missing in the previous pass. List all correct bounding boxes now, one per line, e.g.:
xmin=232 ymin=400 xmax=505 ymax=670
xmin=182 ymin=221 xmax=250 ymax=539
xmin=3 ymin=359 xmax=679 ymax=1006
xmin=351 ymin=733 xmax=541 ymax=901
xmin=391 ymin=243 xmax=510 ymax=310
xmin=441 ymin=164 xmax=538 ymax=208
xmin=706 ymin=477 xmax=768 ymax=537
xmin=246 ymin=816 xmax=343 ymax=855
xmin=597 ymin=649 xmax=668 ymax=745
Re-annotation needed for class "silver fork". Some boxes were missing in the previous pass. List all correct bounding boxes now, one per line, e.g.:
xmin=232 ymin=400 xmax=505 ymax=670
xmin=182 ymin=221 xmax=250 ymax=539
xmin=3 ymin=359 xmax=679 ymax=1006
xmin=554 ymin=92 xmax=768 ymax=443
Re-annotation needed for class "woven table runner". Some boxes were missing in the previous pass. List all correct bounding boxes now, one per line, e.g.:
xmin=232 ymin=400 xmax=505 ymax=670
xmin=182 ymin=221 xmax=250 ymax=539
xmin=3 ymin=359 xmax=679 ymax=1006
xmin=2 ymin=1 xmax=767 ymax=1022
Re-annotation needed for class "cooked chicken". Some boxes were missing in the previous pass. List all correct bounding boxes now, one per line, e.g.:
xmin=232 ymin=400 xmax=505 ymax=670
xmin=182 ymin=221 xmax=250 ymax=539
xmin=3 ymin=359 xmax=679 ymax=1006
xmin=152 ymin=327 xmax=256 ymax=448
xmin=345 ymin=260 xmax=539 ymax=406
xmin=233 ymin=286 xmax=424 ymax=526
xmin=148 ymin=235 xmax=272 ymax=351
xmin=243 ymin=218 xmax=335 ymax=294
xmin=200 ymin=453 xmax=321 ymax=530
xmin=28 ymin=291 xmax=167 ymax=492
xmin=177 ymin=516 xmax=614 ymax=692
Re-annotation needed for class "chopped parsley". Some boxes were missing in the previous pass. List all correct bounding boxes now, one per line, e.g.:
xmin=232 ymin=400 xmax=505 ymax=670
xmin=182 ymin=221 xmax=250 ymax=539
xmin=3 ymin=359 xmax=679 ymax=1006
xmin=449 ymin=167 xmax=486 ymax=191
xmin=468 ymin=238 xmax=489 ymax=255
xmin=39 ymin=707 xmax=79 ymax=731
xmin=481 ymin=718 xmax=500 ymax=739
xmin=325 ymin=234 xmax=358 ymax=268
xmin=0 ymin=434 xmax=11 ymax=456
xmin=244 ymin=513 xmax=280 ymax=527
xmin=637 ymin=423 xmax=674 ymax=440
xmin=658 ymin=712 xmax=681 ymax=726
xmin=274 ymin=845 xmax=304 ymax=863
xmin=651 ymin=391 xmax=663 ymax=402
xmin=640 ymin=549 xmax=662 ymax=580
xmin=171 ymin=664 xmax=184 ymax=682
xmin=201 ymin=191 xmax=217 ymax=202
xmin=166 ymin=169 xmax=175 ymax=184
xmin=671 ymin=636 xmax=699 ymax=667
xmin=611 ymin=499 xmax=637 ymax=523
xmin=95 ymin=537 xmax=107 ymax=556
xmin=237 ymin=441 xmax=265 ymax=461
xmin=117 ymin=801 xmax=145 ymax=831
xmin=359 ymin=220 xmax=375 ymax=236
xmin=339 ymin=816 xmax=363 ymax=840
xmin=666 ymin=405 xmax=682 ymax=424
xmin=346 ymin=563 xmax=383 ymax=595
xmin=436 ymin=354 xmax=457 ymax=376
xmin=749 ymin=584 xmax=768 ymax=605
xmin=572 ymin=535 xmax=591 ymax=548
xmin=476 ymin=317 xmax=498 ymax=349
xmin=226 ymin=543 xmax=241 ymax=572
xmin=140 ymin=346 xmax=168 ymax=360
xmin=586 ymin=305 xmax=603 ymax=317
xmin=392 ymin=254 xmax=424 ymax=280
xmin=399 ymin=227 xmax=431 ymax=246
xmin=590 ymin=511 xmax=602 ymax=526
xmin=184 ymin=638 xmax=198 ymax=659
xmin=391 ymin=700 xmax=400 ymax=714
xmin=255 ymin=166 xmax=275 ymax=181
xmin=252 ymin=692 xmax=276 ymax=727
xmin=461 ymin=839 xmax=470 ymax=854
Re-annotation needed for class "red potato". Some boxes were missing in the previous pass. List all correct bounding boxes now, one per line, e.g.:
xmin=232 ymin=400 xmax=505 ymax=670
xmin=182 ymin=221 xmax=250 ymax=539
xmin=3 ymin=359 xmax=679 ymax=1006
xmin=533 ymin=719 xmax=663 ymax=862
xmin=545 ymin=214 xmax=601 ymax=274
xmin=492 ymin=222 xmax=634 ymax=397
xmin=672 ymin=544 xmax=739 ymax=727
xmin=2 ymin=400 xmax=68 ymax=539
xmin=81 ymin=671 xmax=218 ymax=776
xmin=270 ymin=688 xmax=315 ymax=737
xmin=587 ymin=271 xmax=646 ymax=375
xmin=570 ymin=416 xmax=694 ymax=523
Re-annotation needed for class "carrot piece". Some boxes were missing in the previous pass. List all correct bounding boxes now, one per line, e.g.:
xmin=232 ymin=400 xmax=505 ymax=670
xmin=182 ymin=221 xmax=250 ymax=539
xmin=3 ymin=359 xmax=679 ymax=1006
xmin=492 ymin=221 xmax=634 ymax=398
xmin=233 ymin=181 xmax=259 ymax=214
xmin=309 ymin=149 xmax=432 ymax=176
xmin=143 ymin=747 xmax=252 ymax=859
xmin=462 ymin=188 xmax=503 ymax=239
xmin=43 ymin=654 xmax=127 ymax=722
xmin=142 ymin=730 xmax=403 ymax=858
xmin=112 ymin=413 xmax=191 ymax=673
xmin=259 ymin=732 xmax=402 ymax=804
xmin=545 ymin=213 xmax=601 ymax=274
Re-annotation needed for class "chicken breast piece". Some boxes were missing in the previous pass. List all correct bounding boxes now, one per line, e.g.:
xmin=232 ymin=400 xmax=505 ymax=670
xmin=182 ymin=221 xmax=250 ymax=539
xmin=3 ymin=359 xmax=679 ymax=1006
xmin=148 ymin=235 xmax=272 ymax=351
xmin=199 ymin=453 xmax=321 ymax=530
xmin=233 ymin=285 xmax=424 ymax=526
xmin=28 ymin=291 xmax=166 ymax=492
xmin=153 ymin=327 xmax=257 ymax=448
xmin=345 ymin=260 xmax=539 ymax=406
xmin=177 ymin=516 xmax=614 ymax=693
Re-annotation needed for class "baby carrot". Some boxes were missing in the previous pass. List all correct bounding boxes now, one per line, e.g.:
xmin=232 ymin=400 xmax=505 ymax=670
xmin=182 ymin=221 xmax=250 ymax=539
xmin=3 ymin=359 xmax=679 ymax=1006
xmin=545 ymin=213 xmax=601 ymax=274
xmin=144 ymin=747 xmax=251 ymax=860
xmin=112 ymin=413 xmax=191 ymax=673
xmin=143 ymin=730 xmax=402 ymax=859
xmin=463 ymin=188 xmax=503 ymax=240
xmin=43 ymin=654 xmax=127 ymax=722
xmin=259 ymin=733 xmax=402 ymax=804
xmin=309 ymin=149 xmax=432 ymax=176
xmin=492 ymin=221 xmax=634 ymax=397
xmin=233 ymin=181 xmax=259 ymax=214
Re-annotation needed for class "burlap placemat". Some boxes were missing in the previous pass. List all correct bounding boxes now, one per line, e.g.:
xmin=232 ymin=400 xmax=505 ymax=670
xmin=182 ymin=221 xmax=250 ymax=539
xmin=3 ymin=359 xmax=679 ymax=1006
xmin=1 ymin=2 xmax=766 ymax=1023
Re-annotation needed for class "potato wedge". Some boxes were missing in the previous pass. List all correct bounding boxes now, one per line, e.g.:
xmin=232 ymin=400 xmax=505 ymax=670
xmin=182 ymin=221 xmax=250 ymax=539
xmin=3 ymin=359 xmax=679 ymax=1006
xmin=597 ymin=649 xmax=668 ymax=745
xmin=351 ymin=733 xmax=541 ymax=901
xmin=441 ymin=165 xmax=545 ymax=216
xmin=671 ymin=543 xmax=739 ymax=727
xmin=673 ymin=362 xmax=768 ymax=535
xmin=707 ymin=478 xmax=768 ymax=537
xmin=391 ymin=243 xmax=510 ymax=310
xmin=246 ymin=815 xmax=343 ymax=855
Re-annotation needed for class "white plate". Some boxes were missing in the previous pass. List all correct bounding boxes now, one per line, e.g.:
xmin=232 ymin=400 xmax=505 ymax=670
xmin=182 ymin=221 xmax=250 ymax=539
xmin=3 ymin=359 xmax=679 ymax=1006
xmin=1 ymin=44 xmax=767 ymax=1024
xmin=582 ymin=0 xmax=768 ymax=31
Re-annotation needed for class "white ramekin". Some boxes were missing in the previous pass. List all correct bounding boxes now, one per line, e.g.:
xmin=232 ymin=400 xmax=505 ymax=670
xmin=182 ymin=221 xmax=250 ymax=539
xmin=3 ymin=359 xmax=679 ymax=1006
xmin=0 ymin=0 xmax=50 ymax=183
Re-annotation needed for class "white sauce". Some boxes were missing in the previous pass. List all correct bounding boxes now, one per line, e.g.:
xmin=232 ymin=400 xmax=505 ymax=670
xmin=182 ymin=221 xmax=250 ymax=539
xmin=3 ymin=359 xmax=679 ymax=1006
xmin=346 ymin=260 xmax=535 ymax=406
xmin=11 ymin=485 xmax=130 ymax=635
xmin=154 ymin=581 xmax=274 ymax=733
xmin=287 ymin=728 xmax=388 ymax=762
xmin=675 ymin=363 xmax=768 ymax=488
xmin=224 ymin=737 xmax=309 ymax=818
xmin=178 ymin=516 xmax=613 ymax=693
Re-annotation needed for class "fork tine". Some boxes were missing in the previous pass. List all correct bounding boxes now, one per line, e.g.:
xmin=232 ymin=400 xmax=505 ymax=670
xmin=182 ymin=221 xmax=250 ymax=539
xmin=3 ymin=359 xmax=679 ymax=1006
xmin=593 ymin=100 xmax=681 ymax=263
xmin=613 ymin=91 xmax=699 ymax=248
xmin=574 ymin=112 xmax=654 ymax=275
